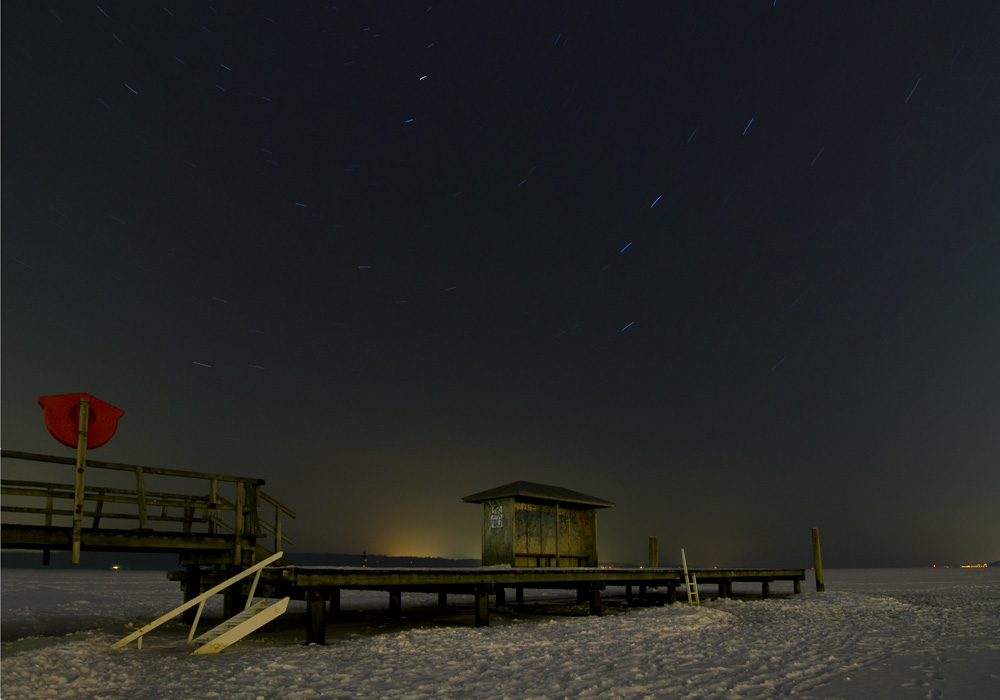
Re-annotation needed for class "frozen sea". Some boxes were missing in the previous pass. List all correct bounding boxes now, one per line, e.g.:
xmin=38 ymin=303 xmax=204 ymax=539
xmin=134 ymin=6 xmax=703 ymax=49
xmin=1 ymin=567 xmax=998 ymax=699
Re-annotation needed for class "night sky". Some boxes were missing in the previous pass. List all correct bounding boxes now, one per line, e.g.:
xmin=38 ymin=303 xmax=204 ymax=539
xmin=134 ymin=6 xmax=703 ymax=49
xmin=3 ymin=1 xmax=998 ymax=568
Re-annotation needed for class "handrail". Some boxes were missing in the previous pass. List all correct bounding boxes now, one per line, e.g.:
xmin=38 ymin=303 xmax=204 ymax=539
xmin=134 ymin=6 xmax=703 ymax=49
xmin=1 ymin=451 xmax=296 ymax=561
xmin=0 ymin=450 xmax=265 ymax=485
xmin=111 ymin=550 xmax=285 ymax=649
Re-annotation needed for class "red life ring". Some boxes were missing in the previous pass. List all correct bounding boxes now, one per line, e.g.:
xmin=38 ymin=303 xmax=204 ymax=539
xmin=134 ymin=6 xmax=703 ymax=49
xmin=37 ymin=393 xmax=124 ymax=449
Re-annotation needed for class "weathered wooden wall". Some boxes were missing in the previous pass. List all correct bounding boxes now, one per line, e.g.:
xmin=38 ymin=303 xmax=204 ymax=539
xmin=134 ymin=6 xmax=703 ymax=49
xmin=480 ymin=498 xmax=599 ymax=567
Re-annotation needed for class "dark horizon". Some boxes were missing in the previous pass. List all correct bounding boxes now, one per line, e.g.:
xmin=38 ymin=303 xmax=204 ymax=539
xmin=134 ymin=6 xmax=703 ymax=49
xmin=3 ymin=2 xmax=998 ymax=569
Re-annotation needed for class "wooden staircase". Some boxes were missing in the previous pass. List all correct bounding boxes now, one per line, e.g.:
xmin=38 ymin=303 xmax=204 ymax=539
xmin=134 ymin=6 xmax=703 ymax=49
xmin=112 ymin=551 xmax=289 ymax=654
xmin=190 ymin=597 xmax=290 ymax=654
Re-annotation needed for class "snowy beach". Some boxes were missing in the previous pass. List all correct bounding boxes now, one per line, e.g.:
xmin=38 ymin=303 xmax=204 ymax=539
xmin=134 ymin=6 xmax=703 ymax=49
xmin=2 ymin=567 xmax=998 ymax=699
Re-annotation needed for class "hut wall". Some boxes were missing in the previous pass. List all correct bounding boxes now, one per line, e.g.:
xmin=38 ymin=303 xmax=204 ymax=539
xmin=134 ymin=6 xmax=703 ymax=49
xmin=512 ymin=502 xmax=598 ymax=567
xmin=480 ymin=497 xmax=515 ymax=567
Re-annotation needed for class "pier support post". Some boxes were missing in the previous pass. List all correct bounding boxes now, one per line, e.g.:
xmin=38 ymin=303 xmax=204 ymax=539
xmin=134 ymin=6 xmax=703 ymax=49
xmin=761 ymin=579 xmax=771 ymax=599
xmin=667 ymin=583 xmax=677 ymax=604
xmin=495 ymin=586 xmax=506 ymax=608
xmin=474 ymin=586 xmax=490 ymax=627
xmin=438 ymin=592 xmax=448 ymax=608
xmin=182 ymin=565 xmax=202 ymax=624
xmin=589 ymin=588 xmax=602 ymax=616
xmin=223 ymin=565 xmax=242 ymax=619
xmin=718 ymin=578 xmax=732 ymax=599
xmin=625 ymin=585 xmax=633 ymax=604
xmin=812 ymin=527 xmax=825 ymax=592
xmin=306 ymin=590 xmax=326 ymax=645
xmin=389 ymin=590 xmax=402 ymax=619
xmin=515 ymin=586 xmax=524 ymax=605
xmin=794 ymin=579 xmax=801 ymax=594
xmin=648 ymin=537 xmax=658 ymax=568
xmin=329 ymin=587 xmax=341 ymax=617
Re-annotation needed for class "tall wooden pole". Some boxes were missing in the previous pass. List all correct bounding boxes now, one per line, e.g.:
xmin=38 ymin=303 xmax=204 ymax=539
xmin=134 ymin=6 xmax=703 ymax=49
xmin=811 ymin=527 xmax=825 ymax=592
xmin=72 ymin=398 xmax=90 ymax=564
xmin=648 ymin=536 xmax=658 ymax=568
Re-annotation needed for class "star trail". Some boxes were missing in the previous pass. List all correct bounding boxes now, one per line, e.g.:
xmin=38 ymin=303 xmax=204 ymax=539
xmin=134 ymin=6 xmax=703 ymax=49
xmin=2 ymin=1 xmax=998 ymax=568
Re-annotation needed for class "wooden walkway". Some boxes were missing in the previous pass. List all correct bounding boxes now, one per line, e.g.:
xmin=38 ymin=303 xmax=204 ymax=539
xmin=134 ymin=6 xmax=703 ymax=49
xmin=174 ymin=564 xmax=807 ymax=643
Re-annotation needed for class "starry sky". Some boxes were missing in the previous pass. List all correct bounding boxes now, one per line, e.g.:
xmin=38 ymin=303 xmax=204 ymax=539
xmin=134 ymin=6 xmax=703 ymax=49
xmin=3 ymin=1 xmax=998 ymax=569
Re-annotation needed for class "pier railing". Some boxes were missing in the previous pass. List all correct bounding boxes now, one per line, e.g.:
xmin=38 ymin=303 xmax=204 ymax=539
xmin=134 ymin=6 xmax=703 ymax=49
xmin=0 ymin=450 xmax=295 ymax=564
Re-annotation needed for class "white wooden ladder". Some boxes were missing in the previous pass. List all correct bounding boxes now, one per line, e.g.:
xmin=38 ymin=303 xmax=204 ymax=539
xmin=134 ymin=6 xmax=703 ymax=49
xmin=681 ymin=548 xmax=700 ymax=606
xmin=111 ymin=550 xmax=289 ymax=654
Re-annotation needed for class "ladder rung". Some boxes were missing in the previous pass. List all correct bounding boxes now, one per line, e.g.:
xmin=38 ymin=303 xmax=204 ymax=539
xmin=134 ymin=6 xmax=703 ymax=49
xmin=192 ymin=599 xmax=271 ymax=644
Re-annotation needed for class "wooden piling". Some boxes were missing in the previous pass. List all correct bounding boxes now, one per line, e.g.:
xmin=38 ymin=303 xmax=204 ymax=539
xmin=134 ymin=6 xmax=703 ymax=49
xmin=182 ymin=565 xmax=201 ymax=624
xmin=589 ymin=588 xmax=602 ymax=616
xmin=811 ymin=527 xmax=825 ymax=592
xmin=306 ymin=590 xmax=326 ymax=644
xmin=648 ymin=536 xmax=658 ymax=568
xmin=474 ymin=586 xmax=489 ymax=627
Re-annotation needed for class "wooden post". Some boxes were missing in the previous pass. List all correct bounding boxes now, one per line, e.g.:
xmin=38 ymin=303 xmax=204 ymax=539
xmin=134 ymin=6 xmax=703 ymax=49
xmin=389 ymin=590 xmax=402 ymax=618
xmin=648 ymin=536 xmax=658 ymax=568
xmin=625 ymin=585 xmax=633 ymax=604
xmin=589 ymin=588 xmax=602 ymax=616
xmin=515 ymin=586 xmax=524 ymax=605
xmin=223 ymin=564 xmax=242 ymax=619
xmin=182 ymin=565 xmax=202 ymax=624
xmin=811 ymin=527 xmax=825 ymax=592
xmin=438 ymin=592 xmax=447 ymax=608
xmin=43 ymin=493 xmax=53 ymax=566
xmin=208 ymin=478 xmax=219 ymax=533
xmin=247 ymin=484 xmax=262 ymax=537
xmin=474 ymin=586 xmax=489 ymax=627
xmin=134 ymin=466 xmax=148 ymax=529
xmin=554 ymin=503 xmax=560 ymax=566
xmin=306 ymin=589 xmax=326 ymax=645
xmin=495 ymin=586 xmax=506 ymax=608
xmin=329 ymin=588 xmax=341 ymax=617
xmin=274 ymin=508 xmax=283 ymax=553
xmin=761 ymin=579 xmax=771 ymax=599
xmin=71 ymin=398 xmax=90 ymax=564
xmin=233 ymin=482 xmax=245 ymax=565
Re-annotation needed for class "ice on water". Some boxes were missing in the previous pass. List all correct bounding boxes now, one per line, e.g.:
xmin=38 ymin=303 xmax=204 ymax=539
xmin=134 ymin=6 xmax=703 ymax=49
xmin=2 ymin=567 xmax=998 ymax=699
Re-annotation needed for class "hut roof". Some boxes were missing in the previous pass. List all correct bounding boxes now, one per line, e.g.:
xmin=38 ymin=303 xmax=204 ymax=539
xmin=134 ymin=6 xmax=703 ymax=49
xmin=462 ymin=480 xmax=614 ymax=508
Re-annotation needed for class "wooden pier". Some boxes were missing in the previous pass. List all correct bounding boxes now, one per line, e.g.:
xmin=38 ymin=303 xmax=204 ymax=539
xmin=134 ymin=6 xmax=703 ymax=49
xmin=4 ymin=449 xmax=806 ymax=646
xmin=172 ymin=563 xmax=807 ymax=643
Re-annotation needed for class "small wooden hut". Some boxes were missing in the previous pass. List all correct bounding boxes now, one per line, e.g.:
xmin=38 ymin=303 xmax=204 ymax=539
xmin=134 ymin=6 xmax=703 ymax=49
xmin=462 ymin=481 xmax=614 ymax=567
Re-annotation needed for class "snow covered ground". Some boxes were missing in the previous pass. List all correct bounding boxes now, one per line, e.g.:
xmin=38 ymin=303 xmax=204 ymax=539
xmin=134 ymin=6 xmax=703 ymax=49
xmin=2 ymin=567 xmax=998 ymax=699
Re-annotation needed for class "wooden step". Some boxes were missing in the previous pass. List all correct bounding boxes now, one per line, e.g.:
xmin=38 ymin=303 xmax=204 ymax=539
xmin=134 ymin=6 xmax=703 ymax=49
xmin=192 ymin=599 xmax=271 ymax=644
xmin=191 ymin=597 xmax=290 ymax=655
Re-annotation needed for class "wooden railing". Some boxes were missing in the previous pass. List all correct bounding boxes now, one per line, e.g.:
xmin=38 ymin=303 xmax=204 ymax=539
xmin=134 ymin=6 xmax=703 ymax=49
xmin=0 ymin=450 xmax=295 ymax=564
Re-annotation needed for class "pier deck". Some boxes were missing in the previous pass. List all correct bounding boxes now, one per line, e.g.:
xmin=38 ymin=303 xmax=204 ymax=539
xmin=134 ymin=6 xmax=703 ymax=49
xmin=177 ymin=564 xmax=807 ymax=642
